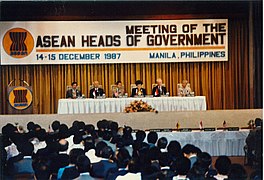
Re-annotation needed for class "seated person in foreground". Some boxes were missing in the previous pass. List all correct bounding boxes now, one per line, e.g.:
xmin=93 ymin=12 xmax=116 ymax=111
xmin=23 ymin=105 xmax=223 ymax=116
xmin=178 ymin=80 xmax=192 ymax=96
xmin=112 ymin=81 xmax=125 ymax=98
xmin=131 ymin=80 xmax=146 ymax=97
xmin=66 ymin=82 xmax=82 ymax=99
xmin=152 ymin=78 xmax=167 ymax=97
xmin=89 ymin=81 xmax=104 ymax=98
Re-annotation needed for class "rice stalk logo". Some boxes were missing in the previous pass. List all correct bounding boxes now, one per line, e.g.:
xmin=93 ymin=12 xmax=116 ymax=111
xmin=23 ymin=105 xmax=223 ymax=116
xmin=8 ymin=86 xmax=33 ymax=110
xmin=3 ymin=28 xmax=34 ymax=58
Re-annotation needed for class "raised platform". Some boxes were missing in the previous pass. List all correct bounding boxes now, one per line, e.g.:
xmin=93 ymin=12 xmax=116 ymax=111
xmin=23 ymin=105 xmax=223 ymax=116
xmin=0 ymin=109 xmax=262 ymax=131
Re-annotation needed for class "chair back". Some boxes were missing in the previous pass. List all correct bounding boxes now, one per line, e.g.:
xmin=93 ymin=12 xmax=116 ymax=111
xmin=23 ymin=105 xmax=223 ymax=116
xmin=66 ymin=86 xmax=80 ymax=91
xmin=152 ymin=83 xmax=166 ymax=89
xmin=89 ymin=84 xmax=103 ymax=90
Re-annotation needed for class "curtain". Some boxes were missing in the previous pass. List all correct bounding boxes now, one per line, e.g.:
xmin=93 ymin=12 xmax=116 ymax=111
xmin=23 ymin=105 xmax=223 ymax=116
xmin=0 ymin=18 xmax=257 ymax=114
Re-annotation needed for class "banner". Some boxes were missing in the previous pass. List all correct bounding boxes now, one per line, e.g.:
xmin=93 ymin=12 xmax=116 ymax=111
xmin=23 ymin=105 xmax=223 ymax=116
xmin=0 ymin=19 xmax=228 ymax=65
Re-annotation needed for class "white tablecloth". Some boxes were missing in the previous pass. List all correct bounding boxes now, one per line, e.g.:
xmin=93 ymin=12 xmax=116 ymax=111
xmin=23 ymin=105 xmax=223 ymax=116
xmin=57 ymin=96 xmax=206 ymax=114
xmin=135 ymin=130 xmax=249 ymax=156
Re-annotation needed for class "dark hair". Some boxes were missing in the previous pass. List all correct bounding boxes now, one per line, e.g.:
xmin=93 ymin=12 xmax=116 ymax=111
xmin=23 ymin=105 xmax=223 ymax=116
xmin=73 ymin=133 xmax=83 ymax=144
xmin=215 ymin=156 xmax=231 ymax=175
xmin=128 ymin=158 xmax=140 ymax=173
xmin=182 ymin=144 xmax=196 ymax=155
xmin=69 ymin=148 xmax=85 ymax=165
xmin=228 ymin=164 xmax=247 ymax=180
xmin=167 ymin=140 xmax=182 ymax=158
xmin=76 ymin=155 xmax=91 ymax=173
xmin=255 ymin=118 xmax=262 ymax=127
xmin=27 ymin=122 xmax=35 ymax=131
xmin=135 ymin=80 xmax=143 ymax=86
xmin=95 ymin=141 xmax=107 ymax=157
xmin=101 ymin=146 xmax=113 ymax=159
xmin=51 ymin=120 xmax=60 ymax=131
xmin=72 ymin=81 xmax=77 ymax=86
xmin=58 ymin=139 xmax=69 ymax=152
xmin=116 ymin=148 xmax=131 ymax=168
xmin=36 ymin=128 xmax=47 ymax=141
xmin=135 ymin=130 xmax=146 ymax=143
xmin=147 ymin=131 xmax=158 ymax=144
xmin=158 ymin=152 xmax=172 ymax=167
xmin=17 ymin=142 xmax=34 ymax=156
xmin=187 ymin=161 xmax=208 ymax=179
xmin=171 ymin=157 xmax=191 ymax=175
xmin=148 ymin=147 xmax=161 ymax=161
xmin=115 ymin=80 xmax=122 ymax=85
xmin=32 ymin=156 xmax=51 ymax=180
xmin=197 ymin=152 xmax=212 ymax=168
xmin=157 ymin=137 xmax=168 ymax=149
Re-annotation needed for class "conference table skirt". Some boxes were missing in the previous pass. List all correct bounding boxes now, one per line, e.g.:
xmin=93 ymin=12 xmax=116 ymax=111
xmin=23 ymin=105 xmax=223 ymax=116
xmin=143 ymin=130 xmax=249 ymax=156
xmin=57 ymin=96 xmax=206 ymax=114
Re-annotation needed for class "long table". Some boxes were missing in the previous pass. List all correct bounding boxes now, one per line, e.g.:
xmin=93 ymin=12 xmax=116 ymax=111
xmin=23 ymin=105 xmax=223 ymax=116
xmin=57 ymin=96 xmax=206 ymax=114
xmin=143 ymin=130 xmax=249 ymax=156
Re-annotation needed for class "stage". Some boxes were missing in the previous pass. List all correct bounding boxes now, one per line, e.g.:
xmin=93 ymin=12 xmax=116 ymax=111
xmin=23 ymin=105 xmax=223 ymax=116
xmin=0 ymin=109 xmax=262 ymax=131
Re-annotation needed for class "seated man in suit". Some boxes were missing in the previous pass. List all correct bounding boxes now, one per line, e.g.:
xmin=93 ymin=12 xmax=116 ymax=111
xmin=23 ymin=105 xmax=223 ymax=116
xmin=152 ymin=78 xmax=167 ymax=97
xmin=131 ymin=80 xmax=146 ymax=97
xmin=89 ymin=81 xmax=104 ymax=98
xmin=112 ymin=80 xmax=125 ymax=98
xmin=178 ymin=80 xmax=192 ymax=96
xmin=66 ymin=82 xmax=82 ymax=99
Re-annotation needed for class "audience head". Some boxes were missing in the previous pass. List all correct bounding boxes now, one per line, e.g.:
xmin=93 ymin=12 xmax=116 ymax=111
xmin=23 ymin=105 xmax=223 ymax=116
xmin=167 ymin=140 xmax=182 ymax=158
xmin=76 ymin=155 xmax=91 ymax=173
xmin=32 ymin=156 xmax=51 ymax=180
xmin=101 ymin=146 xmax=113 ymax=159
xmin=27 ymin=121 xmax=35 ymax=132
xmin=157 ymin=137 xmax=168 ymax=150
xmin=17 ymin=142 xmax=34 ymax=156
xmin=171 ymin=157 xmax=191 ymax=175
xmin=71 ymin=81 xmax=78 ymax=89
xmin=215 ymin=156 xmax=231 ymax=175
xmin=36 ymin=128 xmax=47 ymax=141
xmin=51 ymin=120 xmax=60 ymax=132
xmin=73 ymin=133 xmax=83 ymax=144
xmin=128 ymin=158 xmax=141 ymax=173
xmin=255 ymin=118 xmax=262 ymax=127
xmin=196 ymin=152 xmax=212 ymax=169
xmin=58 ymin=139 xmax=69 ymax=152
xmin=158 ymin=152 xmax=172 ymax=167
xmin=227 ymin=164 xmax=247 ymax=180
xmin=95 ymin=141 xmax=107 ymax=157
xmin=182 ymin=144 xmax=197 ymax=157
xmin=135 ymin=130 xmax=146 ymax=143
xmin=147 ymin=131 xmax=158 ymax=144
xmin=69 ymin=148 xmax=85 ymax=165
xmin=148 ymin=146 xmax=161 ymax=161
xmin=116 ymin=147 xmax=131 ymax=168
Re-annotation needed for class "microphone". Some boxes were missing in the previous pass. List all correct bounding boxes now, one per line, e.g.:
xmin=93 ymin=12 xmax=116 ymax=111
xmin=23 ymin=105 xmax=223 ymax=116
xmin=20 ymin=79 xmax=30 ymax=86
xmin=8 ymin=79 xmax=16 ymax=86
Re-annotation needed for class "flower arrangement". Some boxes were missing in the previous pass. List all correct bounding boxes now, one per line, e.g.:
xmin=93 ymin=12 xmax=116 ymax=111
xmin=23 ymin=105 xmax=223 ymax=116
xmin=124 ymin=100 xmax=158 ymax=113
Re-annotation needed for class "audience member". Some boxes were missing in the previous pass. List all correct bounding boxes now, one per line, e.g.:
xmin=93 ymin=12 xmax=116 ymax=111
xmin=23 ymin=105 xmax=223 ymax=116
xmin=227 ymin=163 xmax=247 ymax=180
xmin=214 ymin=156 xmax=231 ymax=180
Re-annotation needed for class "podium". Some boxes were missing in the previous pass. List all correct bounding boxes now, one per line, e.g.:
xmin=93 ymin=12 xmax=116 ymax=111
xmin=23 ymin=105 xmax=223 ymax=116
xmin=7 ymin=80 xmax=33 ymax=114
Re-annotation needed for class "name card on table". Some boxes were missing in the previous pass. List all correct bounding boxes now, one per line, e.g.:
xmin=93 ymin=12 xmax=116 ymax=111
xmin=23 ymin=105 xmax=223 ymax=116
xmin=179 ymin=128 xmax=192 ymax=132
xmin=203 ymin=128 xmax=216 ymax=131
xmin=227 ymin=127 xmax=239 ymax=131
xmin=147 ymin=129 xmax=173 ymax=132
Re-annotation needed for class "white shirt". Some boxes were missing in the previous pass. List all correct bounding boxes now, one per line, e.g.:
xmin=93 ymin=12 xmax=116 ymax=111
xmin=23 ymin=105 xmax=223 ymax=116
xmin=116 ymin=172 xmax=141 ymax=180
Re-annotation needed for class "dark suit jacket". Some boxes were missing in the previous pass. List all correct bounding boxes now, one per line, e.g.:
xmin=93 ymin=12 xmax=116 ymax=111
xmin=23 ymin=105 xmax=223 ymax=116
xmin=91 ymin=160 xmax=117 ymax=178
xmin=89 ymin=88 xmax=104 ymax=98
xmin=131 ymin=88 xmax=146 ymax=97
xmin=152 ymin=86 xmax=167 ymax=97
xmin=66 ymin=89 xmax=82 ymax=99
